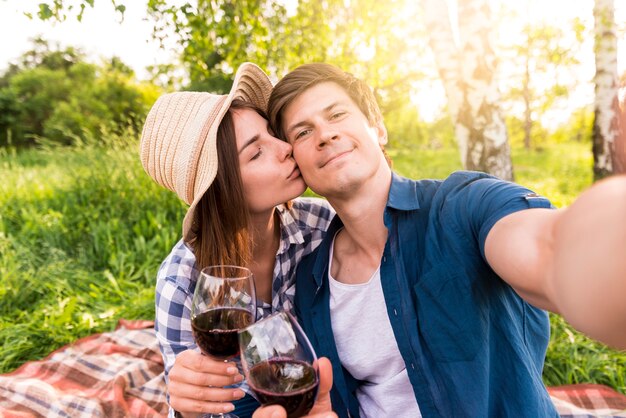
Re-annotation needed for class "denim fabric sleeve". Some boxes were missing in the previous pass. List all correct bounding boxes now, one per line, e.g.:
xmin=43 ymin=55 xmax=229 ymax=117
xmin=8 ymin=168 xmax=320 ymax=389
xmin=440 ymin=172 xmax=553 ymax=261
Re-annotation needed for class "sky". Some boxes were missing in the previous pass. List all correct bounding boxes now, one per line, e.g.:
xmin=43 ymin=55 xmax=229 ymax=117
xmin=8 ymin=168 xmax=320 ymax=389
xmin=0 ymin=0 xmax=624 ymax=125
xmin=0 ymin=1 xmax=174 ymax=79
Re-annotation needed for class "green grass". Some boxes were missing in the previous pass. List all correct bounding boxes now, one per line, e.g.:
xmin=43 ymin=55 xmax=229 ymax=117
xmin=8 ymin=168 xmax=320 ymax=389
xmin=0 ymin=138 xmax=185 ymax=371
xmin=1 ymin=139 xmax=624 ymax=395
xmin=389 ymin=142 xmax=593 ymax=207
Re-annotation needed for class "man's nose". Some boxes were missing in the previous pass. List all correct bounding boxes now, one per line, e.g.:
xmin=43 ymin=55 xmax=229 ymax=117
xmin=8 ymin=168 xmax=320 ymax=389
xmin=317 ymin=124 xmax=339 ymax=148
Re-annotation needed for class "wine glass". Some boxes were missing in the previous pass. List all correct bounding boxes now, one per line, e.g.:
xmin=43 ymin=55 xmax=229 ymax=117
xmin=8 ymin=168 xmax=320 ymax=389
xmin=238 ymin=311 xmax=319 ymax=418
xmin=191 ymin=265 xmax=257 ymax=418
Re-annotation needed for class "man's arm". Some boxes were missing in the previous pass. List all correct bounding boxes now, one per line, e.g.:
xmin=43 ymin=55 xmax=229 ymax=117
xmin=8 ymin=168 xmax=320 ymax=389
xmin=485 ymin=175 xmax=626 ymax=349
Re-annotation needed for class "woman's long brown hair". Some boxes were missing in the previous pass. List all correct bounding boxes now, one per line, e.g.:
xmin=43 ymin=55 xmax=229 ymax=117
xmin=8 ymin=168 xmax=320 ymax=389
xmin=191 ymin=99 xmax=264 ymax=270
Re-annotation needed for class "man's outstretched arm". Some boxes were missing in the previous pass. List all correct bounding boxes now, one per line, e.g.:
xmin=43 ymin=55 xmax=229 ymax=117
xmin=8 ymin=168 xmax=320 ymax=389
xmin=485 ymin=175 xmax=626 ymax=349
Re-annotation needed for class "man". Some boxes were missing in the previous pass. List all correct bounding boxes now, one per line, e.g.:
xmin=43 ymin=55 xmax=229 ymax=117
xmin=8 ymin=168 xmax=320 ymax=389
xmin=259 ymin=63 xmax=626 ymax=418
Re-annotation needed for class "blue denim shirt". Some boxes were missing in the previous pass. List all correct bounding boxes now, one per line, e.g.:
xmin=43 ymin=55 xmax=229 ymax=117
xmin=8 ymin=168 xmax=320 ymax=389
xmin=294 ymin=171 xmax=559 ymax=418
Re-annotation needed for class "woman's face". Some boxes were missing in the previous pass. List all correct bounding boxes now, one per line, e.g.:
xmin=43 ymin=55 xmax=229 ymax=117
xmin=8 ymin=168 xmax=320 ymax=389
xmin=233 ymin=108 xmax=307 ymax=214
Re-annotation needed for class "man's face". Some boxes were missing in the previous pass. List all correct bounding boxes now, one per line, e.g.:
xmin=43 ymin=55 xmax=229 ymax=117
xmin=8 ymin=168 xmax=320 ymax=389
xmin=281 ymin=81 xmax=388 ymax=198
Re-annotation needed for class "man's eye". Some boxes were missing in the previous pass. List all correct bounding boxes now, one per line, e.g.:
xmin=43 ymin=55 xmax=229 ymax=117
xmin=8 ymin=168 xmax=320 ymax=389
xmin=294 ymin=129 xmax=310 ymax=140
xmin=331 ymin=111 xmax=345 ymax=119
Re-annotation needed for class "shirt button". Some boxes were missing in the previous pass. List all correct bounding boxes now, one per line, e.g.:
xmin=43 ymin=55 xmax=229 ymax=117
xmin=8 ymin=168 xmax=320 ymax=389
xmin=393 ymin=308 xmax=398 ymax=316
xmin=383 ymin=256 xmax=387 ymax=262
xmin=411 ymin=363 xmax=416 ymax=370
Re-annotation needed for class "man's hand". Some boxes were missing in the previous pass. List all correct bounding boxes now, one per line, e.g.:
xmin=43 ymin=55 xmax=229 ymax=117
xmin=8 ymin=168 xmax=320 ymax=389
xmin=252 ymin=357 xmax=337 ymax=418
xmin=550 ymin=174 xmax=626 ymax=349
xmin=168 ymin=350 xmax=245 ymax=417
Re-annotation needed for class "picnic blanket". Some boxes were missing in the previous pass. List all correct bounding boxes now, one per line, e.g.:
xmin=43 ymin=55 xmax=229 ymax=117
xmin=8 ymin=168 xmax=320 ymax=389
xmin=1 ymin=320 xmax=625 ymax=418
xmin=0 ymin=320 xmax=167 ymax=417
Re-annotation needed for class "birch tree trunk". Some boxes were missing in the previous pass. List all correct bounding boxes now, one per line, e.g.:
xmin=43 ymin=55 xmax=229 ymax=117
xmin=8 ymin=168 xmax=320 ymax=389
xmin=593 ymin=0 xmax=624 ymax=180
xmin=523 ymin=46 xmax=532 ymax=150
xmin=422 ymin=0 xmax=514 ymax=181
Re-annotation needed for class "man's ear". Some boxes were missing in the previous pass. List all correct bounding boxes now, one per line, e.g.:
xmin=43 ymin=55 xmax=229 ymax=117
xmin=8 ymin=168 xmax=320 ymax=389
xmin=376 ymin=122 xmax=388 ymax=146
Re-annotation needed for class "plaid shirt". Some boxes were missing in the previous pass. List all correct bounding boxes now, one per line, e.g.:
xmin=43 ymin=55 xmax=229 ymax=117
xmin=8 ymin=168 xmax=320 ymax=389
xmin=154 ymin=197 xmax=334 ymax=415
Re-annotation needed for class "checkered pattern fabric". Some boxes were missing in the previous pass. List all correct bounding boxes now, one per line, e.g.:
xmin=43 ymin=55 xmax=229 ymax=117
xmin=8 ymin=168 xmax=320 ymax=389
xmin=154 ymin=197 xmax=334 ymax=415
xmin=2 ymin=321 xmax=625 ymax=417
xmin=0 ymin=320 xmax=166 ymax=417
xmin=549 ymin=385 xmax=626 ymax=417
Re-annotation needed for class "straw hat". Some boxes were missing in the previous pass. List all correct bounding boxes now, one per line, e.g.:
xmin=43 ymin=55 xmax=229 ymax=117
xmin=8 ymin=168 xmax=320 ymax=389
xmin=139 ymin=62 xmax=273 ymax=243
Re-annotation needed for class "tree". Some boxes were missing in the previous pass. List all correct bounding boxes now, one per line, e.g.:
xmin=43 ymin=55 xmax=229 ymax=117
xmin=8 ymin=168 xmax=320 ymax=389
xmin=504 ymin=21 xmax=583 ymax=149
xmin=24 ymin=0 xmax=125 ymax=22
xmin=25 ymin=0 xmax=454 ymax=154
xmin=28 ymin=1 xmax=426 ymax=103
xmin=147 ymin=0 xmax=284 ymax=92
xmin=422 ymin=0 xmax=514 ymax=181
xmin=313 ymin=0 xmax=428 ymax=128
xmin=0 ymin=39 xmax=159 ymax=147
xmin=145 ymin=0 xmax=431 ymax=150
xmin=592 ymin=0 xmax=624 ymax=179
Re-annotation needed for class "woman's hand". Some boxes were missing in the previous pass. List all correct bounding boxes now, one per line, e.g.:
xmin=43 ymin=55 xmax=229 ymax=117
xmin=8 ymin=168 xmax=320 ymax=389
xmin=252 ymin=357 xmax=337 ymax=418
xmin=168 ymin=349 xmax=245 ymax=416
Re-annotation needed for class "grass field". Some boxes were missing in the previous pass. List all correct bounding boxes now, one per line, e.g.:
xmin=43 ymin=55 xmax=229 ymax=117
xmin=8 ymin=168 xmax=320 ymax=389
xmin=0 ymin=138 xmax=624 ymax=394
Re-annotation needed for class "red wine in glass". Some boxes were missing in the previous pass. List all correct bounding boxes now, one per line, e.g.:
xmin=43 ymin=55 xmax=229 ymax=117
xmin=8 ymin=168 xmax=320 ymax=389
xmin=191 ymin=265 xmax=257 ymax=418
xmin=239 ymin=312 xmax=319 ymax=418
xmin=247 ymin=358 xmax=319 ymax=417
xmin=191 ymin=307 xmax=254 ymax=359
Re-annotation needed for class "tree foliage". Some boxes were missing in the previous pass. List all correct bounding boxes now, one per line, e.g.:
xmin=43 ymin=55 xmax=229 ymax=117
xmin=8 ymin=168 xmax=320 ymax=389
xmin=502 ymin=17 xmax=584 ymax=149
xmin=24 ymin=0 xmax=125 ymax=22
xmin=0 ymin=38 xmax=160 ymax=147
xmin=22 ymin=0 xmax=617 ymax=164
xmin=28 ymin=0 xmax=430 ymax=151
xmin=146 ymin=0 xmax=291 ymax=92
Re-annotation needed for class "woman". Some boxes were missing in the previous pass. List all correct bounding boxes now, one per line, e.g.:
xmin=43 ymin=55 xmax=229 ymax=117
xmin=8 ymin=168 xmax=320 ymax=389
xmin=139 ymin=63 xmax=334 ymax=417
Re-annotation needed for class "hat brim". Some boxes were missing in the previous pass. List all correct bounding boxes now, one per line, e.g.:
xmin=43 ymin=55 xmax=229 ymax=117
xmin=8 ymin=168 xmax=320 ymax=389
xmin=181 ymin=63 xmax=273 ymax=243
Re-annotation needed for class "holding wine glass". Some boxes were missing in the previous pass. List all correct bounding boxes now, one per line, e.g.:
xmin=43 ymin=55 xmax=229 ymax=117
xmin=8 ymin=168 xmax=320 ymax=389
xmin=191 ymin=265 xmax=257 ymax=418
xmin=239 ymin=312 xmax=320 ymax=418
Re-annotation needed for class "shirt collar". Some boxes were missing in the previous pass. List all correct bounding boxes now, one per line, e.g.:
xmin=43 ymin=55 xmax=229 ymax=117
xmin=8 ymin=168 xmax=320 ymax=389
xmin=387 ymin=172 xmax=421 ymax=211
xmin=276 ymin=203 xmax=305 ymax=253
xmin=310 ymin=172 xmax=420 ymax=288
xmin=312 ymin=215 xmax=344 ymax=288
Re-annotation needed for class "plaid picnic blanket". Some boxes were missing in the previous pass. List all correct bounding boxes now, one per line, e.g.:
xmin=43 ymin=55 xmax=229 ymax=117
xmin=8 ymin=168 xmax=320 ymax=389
xmin=549 ymin=384 xmax=626 ymax=418
xmin=1 ymin=320 xmax=625 ymax=418
xmin=0 ymin=320 xmax=167 ymax=418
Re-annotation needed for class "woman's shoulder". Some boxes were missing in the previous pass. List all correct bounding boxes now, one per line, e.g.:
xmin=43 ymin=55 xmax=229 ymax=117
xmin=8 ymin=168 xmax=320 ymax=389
xmin=156 ymin=239 xmax=199 ymax=289
xmin=276 ymin=197 xmax=335 ymax=237
xmin=291 ymin=196 xmax=334 ymax=213
xmin=287 ymin=197 xmax=335 ymax=227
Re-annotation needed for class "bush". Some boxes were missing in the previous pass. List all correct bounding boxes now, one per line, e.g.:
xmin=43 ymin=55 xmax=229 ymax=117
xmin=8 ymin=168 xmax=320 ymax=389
xmin=0 ymin=40 xmax=160 ymax=147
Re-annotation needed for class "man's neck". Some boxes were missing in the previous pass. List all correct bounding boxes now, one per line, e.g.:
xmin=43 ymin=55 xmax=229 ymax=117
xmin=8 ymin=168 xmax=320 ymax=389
xmin=328 ymin=167 xmax=392 ymax=284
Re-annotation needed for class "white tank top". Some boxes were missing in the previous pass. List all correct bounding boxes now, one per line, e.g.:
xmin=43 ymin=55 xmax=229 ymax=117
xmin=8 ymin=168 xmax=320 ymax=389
xmin=328 ymin=233 xmax=422 ymax=418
